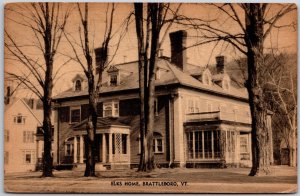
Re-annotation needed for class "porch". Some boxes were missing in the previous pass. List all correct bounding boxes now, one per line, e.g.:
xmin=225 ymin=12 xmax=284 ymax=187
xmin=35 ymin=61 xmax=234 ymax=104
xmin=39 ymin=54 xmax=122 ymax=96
xmin=184 ymin=111 xmax=252 ymax=167
xmin=64 ymin=118 xmax=131 ymax=169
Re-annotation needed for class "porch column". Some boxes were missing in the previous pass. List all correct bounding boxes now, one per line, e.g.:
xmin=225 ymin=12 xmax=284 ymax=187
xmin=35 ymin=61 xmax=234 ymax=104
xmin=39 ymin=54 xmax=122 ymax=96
xmin=235 ymin=131 xmax=240 ymax=167
xmin=108 ymin=133 xmax=113 ymax=163
xmin=73 ymin=136 xmax=77 ymax=163
xmin=102 ymin=134 xmax=107 ymax=163
xmin=248 ymin=133 xmax=252 ymax=162
xmin=225 ymin=130 xmax=228 ymax=162
xmin=79 ymin=135 xmax=84 ymax=163
xmin=36 ymin=140 xmax=39 ymax=167
xmin=127 ymin=134 xmax=130 ymax=162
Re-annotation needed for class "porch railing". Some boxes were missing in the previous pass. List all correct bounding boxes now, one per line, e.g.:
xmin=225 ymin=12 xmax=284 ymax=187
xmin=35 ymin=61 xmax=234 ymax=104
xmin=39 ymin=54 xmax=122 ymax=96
xmin=186 ymin=111 xmax=251 ymax=124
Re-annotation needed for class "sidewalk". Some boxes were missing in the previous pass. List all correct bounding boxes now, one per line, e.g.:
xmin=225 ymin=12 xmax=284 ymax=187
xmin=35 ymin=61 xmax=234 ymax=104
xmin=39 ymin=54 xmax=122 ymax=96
xmin=4 ymin=166 xmax=297 ymax=193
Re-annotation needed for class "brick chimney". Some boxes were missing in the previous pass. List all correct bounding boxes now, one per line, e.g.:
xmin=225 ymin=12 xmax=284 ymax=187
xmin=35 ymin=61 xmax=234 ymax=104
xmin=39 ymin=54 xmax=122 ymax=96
xmin=95 ymin=47 xmax=108 ymax=74
xmin=216 ymin=55 xmax=226 ymax=74
xmin=169 ymin=30 xmax=187 ymax=71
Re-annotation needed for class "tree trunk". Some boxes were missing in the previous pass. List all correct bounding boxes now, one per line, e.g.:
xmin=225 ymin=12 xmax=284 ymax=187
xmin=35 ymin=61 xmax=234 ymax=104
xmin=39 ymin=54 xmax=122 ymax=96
xmin=245 ymin=4 xmax=271 ymax=176
xmin=84 ymin=73 xmax=97 ymax=177
xmin=134 ymin=3 xmax=162 ymax=172
xmin=42 ymin=3 xmax=54 ymax=177
xmin=42 ymin=99 xmax=53 ymax=177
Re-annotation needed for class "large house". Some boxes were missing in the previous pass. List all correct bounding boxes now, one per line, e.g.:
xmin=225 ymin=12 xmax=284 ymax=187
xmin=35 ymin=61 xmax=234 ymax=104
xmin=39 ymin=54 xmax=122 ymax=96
xmin=4 ymin=98 xmax=44 ymax=173
xmin=53 ymin=30 xmax=255 ymax=170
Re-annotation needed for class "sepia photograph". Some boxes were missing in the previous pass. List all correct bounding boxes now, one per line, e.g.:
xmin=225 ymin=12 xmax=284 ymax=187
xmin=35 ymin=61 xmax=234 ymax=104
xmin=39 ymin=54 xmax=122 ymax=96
xmin=3 ymin=2 xmax=298 ymax=193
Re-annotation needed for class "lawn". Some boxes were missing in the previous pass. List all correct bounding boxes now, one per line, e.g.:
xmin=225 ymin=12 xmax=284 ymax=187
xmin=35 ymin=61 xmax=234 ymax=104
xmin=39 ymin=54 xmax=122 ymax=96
xmin=4 ymin=165 xmax=297 ymax=193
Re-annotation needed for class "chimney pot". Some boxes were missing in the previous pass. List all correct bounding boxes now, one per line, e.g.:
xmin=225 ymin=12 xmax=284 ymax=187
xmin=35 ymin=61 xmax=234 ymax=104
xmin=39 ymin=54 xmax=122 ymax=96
xmin=169 ymin=30 xmax=187 ymax=71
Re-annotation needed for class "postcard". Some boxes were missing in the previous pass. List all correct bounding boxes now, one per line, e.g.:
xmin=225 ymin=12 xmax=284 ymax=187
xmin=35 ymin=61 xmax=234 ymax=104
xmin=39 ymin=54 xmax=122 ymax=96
xmin=4 ymin=2 xmax=297 ymax=193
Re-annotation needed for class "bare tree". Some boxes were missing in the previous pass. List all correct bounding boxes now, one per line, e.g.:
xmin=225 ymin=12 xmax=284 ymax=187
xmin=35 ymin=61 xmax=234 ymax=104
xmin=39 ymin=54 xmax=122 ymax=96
xmin=134 ymin=3 xmax=181 ymax=172
xmin=63 ymin=3 xmax=131 ymax=176
xmin=5 ymin=3 xmax=71 ymax=177
xmin=264 ymin=53 xmax=297 ymax=167
xmin=174 ymin=3 xmax=296 ymax=176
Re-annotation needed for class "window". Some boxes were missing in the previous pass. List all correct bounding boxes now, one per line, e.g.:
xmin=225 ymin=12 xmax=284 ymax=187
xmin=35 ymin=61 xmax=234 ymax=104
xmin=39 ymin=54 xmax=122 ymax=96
xmin=122 ymin=134 xmax=127 ymax=154
xmin=153 ymin=132 xmax=163 ymax=153
xmin=14 ymin=114 xmax=26 ymax=124
xmin=65 ymin=137 xmax=74 ymax=156
xmin=110 ymin=74 xmax=118 ymax=86
xmin=4 ymin=129 xmax=9 ymax=142
xmin=4 ymin=151 xmax=9 ymax=165
xmin=70 ymin=107 xmax=81 ymax=123
xmin=186 ymin=130 xmax=220 ymax=160
xmin=75 ymin=80 xmax=82 ymax=91
xmin=240 ymin=136 xmax=248 ymax=153
xmin=23 ymin=131 xmax=34 ymax=143
xmin=103 ymin=101 xmax=119 ymax=117
xmin=23 ymin=150 xmax=35 ymax=164
xmin=240 ymin=134 xmax=250 ymax=160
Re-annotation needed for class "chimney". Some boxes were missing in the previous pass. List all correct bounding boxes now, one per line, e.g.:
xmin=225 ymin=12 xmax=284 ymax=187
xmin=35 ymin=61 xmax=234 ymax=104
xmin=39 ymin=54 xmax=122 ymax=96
xmin=95 ymin=47 xmax=108 ymax=74
xmin=169 ymin=30 xmax=187 ymax=71
xmin=216 ymin=55 xmax=226 ymax=74
xmin=5 ymin=86 xmax=11 ymax=105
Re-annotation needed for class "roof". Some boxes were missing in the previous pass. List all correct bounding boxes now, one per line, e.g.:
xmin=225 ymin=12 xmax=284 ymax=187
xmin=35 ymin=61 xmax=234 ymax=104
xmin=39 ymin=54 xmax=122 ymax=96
xmin=72 ymin=116 xmax=132 ymax=130
xmin=53 ymin=57 xmax=248 ymax=100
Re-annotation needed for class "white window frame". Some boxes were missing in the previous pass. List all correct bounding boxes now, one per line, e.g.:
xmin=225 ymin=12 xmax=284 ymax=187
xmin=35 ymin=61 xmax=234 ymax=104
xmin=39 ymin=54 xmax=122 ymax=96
xmin=22 ymin=150 xmax=35 ymax=164
xmin=153 ymin=137 xmax=164 ymax=153
xmin=23 ymin=131 xmax=34 ymax=143
xmin=14 ymin=114 xmax=26 ymax=124
xmin=70 ymin=106 xmax=81 ymax=123
xmin=138 ymin=132 xmax=164 ymax=154
xmin=103 ymin=101 xmax=119 ymax=117
xmin=240 ymin=135 xmax=249 ymax=153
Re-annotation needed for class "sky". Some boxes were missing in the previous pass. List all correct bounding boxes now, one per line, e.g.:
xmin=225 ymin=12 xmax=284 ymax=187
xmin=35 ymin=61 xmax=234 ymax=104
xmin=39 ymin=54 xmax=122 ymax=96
xmin=4 ymin=3 xmax=298 ymax=98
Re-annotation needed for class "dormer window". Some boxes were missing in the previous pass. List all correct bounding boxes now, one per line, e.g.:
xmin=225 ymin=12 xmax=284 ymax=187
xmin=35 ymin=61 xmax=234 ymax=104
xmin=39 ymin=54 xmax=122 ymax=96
xmin=72 ymin=74 xmax=86 ymax=91
xmin=75 ymin=80 xmax=82 ymax=91
xmin=107 ymin=65 xmax=120 ymax=86
xmin=110 ymin=74 xmax=118 ymax=86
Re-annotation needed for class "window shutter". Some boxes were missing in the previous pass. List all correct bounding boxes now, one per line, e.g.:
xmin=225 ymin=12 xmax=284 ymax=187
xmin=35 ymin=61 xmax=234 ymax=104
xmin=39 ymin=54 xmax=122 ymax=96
xmin=81 ymin=104 xmax=89 ymax=120
xmin=59 ymin=106 xmax=70 ymax=122
xmin=97 ymin=102 xmax=103 ymax=117
xmin=119 ymin=99 xmax=140 ymax=116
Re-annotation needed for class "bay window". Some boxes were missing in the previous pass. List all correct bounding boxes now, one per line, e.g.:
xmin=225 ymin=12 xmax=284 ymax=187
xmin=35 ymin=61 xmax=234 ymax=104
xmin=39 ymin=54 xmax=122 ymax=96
xmin=103 ymin=101 xmax=119 ymax=117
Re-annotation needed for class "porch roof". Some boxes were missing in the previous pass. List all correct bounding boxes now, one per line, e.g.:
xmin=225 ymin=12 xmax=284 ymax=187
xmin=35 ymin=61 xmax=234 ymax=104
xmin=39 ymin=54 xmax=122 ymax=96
xmin=72 ymin=116 xmax=131 ymax=130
